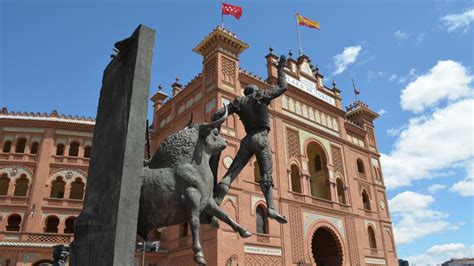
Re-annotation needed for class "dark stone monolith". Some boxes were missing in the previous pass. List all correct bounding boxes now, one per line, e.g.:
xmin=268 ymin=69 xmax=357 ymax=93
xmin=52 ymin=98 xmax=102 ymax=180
xmin=70 ymin=24 xmax=155 ymax=266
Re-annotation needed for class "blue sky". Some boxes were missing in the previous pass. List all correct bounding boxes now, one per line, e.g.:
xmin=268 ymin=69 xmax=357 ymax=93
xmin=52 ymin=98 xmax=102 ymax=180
xmin=1 ymin=0 xmax=473 ymax=264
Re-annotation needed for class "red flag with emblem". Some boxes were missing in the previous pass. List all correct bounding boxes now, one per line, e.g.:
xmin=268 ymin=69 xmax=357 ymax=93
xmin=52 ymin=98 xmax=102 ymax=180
xmin=222 ymin=2 xmax=242 ymax=20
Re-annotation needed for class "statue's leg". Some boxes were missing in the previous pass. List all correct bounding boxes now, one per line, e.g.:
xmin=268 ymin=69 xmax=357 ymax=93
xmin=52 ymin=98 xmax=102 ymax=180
xmin=215 ymin=146 xmax=253 ymax=205
xmin=254 ymin=134 xmax=288 ymax=224
xmin=206 ymin=199 xmax=252 ymax=238
xmin=184 ymin=187 xmax=206 ymax=265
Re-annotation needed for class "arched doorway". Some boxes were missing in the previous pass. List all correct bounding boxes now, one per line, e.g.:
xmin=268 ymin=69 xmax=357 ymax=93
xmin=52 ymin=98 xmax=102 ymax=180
xmin=311 ymin=227 xmax=343 ymax=266
xmin=33 ymin=260 xmax=53 ymax=266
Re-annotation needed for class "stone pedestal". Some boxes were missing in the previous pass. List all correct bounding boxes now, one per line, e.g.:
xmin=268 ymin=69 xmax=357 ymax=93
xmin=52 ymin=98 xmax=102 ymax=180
xmin=70 ymin=24 xmax=155 ymax=266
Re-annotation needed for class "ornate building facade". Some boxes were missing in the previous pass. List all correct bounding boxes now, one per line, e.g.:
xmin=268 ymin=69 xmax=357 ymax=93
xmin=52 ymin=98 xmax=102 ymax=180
xmin=148 ymin=26 xmax=398 ymax=266
xmin=0 ymin=109 xmax=93 ymax=265
xmin=0 ymin=26 xmax=397 ymax=265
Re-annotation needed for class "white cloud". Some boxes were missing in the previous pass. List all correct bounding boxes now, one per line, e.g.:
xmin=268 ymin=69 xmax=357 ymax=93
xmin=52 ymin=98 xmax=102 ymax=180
xmin=378 ymin=109 xmax=387 ymax=115
xmin=333 ymin=45 xmax=362 ymax=75
xmin=386 ymin=126 xmax=404 ymax=137
xmin=415 ymin=33 xmax=425 ymax=44
xmin=368 ymin=71 xmax=384 ymax=82
xmin=389 ymin=191 xmax=460 ymax=244
xmin=427 ymin=184 xmax=446 ymax=194
xmin=389 ymin=74 xmax=398 ymax=82
xmin=441 ymin=8 xmax=474 ymax=32
xmin=394 ymin=30 xmax=409 ymax=40
xmin=381 ymin=98 xmax=474 ymax=189
xmin=398 ymin=68 xmax=416 ymax=84
xmin=407 ymin=243 xmax=474 ymax=265
xmin=401 ymin=60 xmax=473 ymax=113
xmin=450 ymin=161 xmax=474 ymax=196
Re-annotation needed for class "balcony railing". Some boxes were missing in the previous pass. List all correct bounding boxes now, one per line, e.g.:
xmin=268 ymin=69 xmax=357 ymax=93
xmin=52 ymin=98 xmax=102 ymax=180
xmin=0 ymin=195 xmax=29 ymax=205
xmin=357 ymin=172 xmax=367 ymax=180
xmin=0 ymin=152 xmax=37 ymax=162
xmin=306 ymin=195 xmax=334 ymax=208
xmin=334 ymin=202 xmax=351 ymax=212
xmin=0 ymin=231 xmax=73 ymax=244
xmin=288 ymin=191 xmax=305 ymax=202
xmin=52 ymin=155 xmax=90 ymax=165
xmin=25 ymin=232 xmax=73 ymax=243
xmin=44 ymin=197 xmax=83 ymax=209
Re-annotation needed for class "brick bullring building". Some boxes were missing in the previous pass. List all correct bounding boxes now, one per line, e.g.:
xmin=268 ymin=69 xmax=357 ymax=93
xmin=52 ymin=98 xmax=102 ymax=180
xmin=0 ymin=26 xmax=397 ymax=265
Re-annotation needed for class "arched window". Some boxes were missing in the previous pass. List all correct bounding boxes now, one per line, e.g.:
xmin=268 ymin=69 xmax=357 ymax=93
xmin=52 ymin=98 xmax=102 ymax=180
xmin=375 ymin=168 xmax=382 ymax=181
xmin=15 ymin=138 xmax=27 ymax=153
xmin=368 ymin=226 xmax=377 ymax=249
xmin=357 ymin=159 xmax=365 ymax=174
xmin=256 ymin=205 xmax=268 ymax=234
xmin=254 ymin=161 xmax=261 ymax=183
xmin=307 ymin=142 xmax=330 ymax=199
xmin=315 ymin=154 xmax=322 ymax=172
xmin=6 ymin=214 xmax=21 ymax=231
xmin=384 ymin=230 xmax=394 ymax=251
xmin=13 ymin=175 xmax=29 ymax=196
xmin=84 ymin=146 xmax=92 ymax=158
xmin=56 ymin=144 xmax=65 ymax=156
xmin=336 ymin=179 xmax=346 ymax=204
xmin=30 ymin=142 xmax=39 ymax=154
xmin=50 ymin=177 xmax=65 ymax=199
xmin=69 ymin=178 xmax=85 ymax=200
xmin=0 ymin=173 xmax=9 ymax=195
xmin=69 ymin=142 xmax=80 ymax=157
xmin=290 ymin=164 xmax=302 ymax=193
xmin=2 ymin=140 xmax=12 ymax=153
xmin=64 ymin=217 xmax=75 ymax=234
xmin=44 ymin=216 xmax=60 ymax=233
xmin=362 ymin=190 xmax=371 ymax=210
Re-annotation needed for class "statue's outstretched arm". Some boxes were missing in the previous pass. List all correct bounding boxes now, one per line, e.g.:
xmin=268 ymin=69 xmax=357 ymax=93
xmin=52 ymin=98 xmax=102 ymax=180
xmin=263 ymin=55 xmax=288 ymax=101
xmin=212 ymin=101 xmax=238 ymax=122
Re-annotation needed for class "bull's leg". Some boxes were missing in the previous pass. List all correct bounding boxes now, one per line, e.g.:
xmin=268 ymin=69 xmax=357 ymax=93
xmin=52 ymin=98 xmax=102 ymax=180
xmin=206 ymin=199 xmax=252 ymax=238
xmin=184 ymin=187 xmax=206 ymax=265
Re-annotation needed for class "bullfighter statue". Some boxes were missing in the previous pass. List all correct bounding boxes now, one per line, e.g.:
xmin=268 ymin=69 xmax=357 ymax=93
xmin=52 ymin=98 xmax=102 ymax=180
xmin=213 ymin=55 xmax=288 ymax=224
xmin=139 ymin=107 xmax=251 ymax=265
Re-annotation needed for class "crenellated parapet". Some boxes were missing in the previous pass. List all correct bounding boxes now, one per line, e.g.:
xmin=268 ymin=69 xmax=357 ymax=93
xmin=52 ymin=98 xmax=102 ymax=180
xmin=345 ymin=101 xmax=379 ymax=126
xmin=344 ymin=101 xmax=380 ymax=151
xmin=0 ymin=108 xmax=95 ymax=125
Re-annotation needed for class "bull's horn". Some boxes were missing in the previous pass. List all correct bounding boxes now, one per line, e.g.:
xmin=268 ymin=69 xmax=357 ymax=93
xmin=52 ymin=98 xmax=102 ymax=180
xmin=185 ymin=113 xmax=193 ymax=128
xmin=201 ymin=104 xmax=228 ymax=129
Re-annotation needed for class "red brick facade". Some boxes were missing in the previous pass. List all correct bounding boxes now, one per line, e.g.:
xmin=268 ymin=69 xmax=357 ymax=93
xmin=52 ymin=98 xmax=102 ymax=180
xmin=0 ymin=26 xmax=397 ymax=265
xmin=148 ymin=27 xmax=398 ymax=266
xmin=0 ymin=110 xmax=93 ymax=265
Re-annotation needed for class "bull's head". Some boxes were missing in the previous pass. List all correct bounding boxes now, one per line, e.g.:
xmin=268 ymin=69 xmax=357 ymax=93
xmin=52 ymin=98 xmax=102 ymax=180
xmin=186 ymin=106 xmax=228 ymax=155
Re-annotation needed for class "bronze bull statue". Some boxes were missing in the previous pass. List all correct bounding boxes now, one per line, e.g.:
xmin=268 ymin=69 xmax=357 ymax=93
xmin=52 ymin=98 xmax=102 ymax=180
xmin=137 ymin=107 xmax=251 ymax=265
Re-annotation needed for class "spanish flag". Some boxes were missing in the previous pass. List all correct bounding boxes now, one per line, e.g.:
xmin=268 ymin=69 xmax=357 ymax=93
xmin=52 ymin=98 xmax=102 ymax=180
xmin=296 ymin=13 xmax=320 ymax=30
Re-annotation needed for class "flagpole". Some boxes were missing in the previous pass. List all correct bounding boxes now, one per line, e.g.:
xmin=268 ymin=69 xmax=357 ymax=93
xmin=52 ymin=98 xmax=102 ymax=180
xmin=295 ymin=12 xmax=303 ymax=56
xmin=352 ymin=78 xmax=358 ymax=102
xmin=221 ymin=0 xmax=224 ymax=28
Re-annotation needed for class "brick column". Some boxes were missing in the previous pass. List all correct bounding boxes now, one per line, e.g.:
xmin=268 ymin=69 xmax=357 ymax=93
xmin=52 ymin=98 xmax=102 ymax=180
xmin=327 ymin=166 xmax=337 ymax=202
xmin=7 ymin=179 xmax=15 ymax=196
xmin=287 ymin=169 xmax=292 ymax=192
xmin=302 ymin=174 xmax=310 ymax=195
xmin=24 ymin=128 xmax=54 ymax=232
xmin=63 ymin=183 xmax=71 ymax=200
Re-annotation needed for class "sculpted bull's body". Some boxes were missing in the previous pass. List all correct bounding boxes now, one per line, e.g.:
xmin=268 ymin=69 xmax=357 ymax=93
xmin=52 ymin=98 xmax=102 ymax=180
xmin=137 ymin=109 xmax=251 ymax=265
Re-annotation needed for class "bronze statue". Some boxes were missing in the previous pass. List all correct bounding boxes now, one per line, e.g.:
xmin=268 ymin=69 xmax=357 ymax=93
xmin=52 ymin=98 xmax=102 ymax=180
xmin=138 ymin=107 xmax=251 ymax=266
xmin=213 ymin=55 xmax=288 ymax=224
xmin=52 ymin=245 xmax=69 ymax=266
